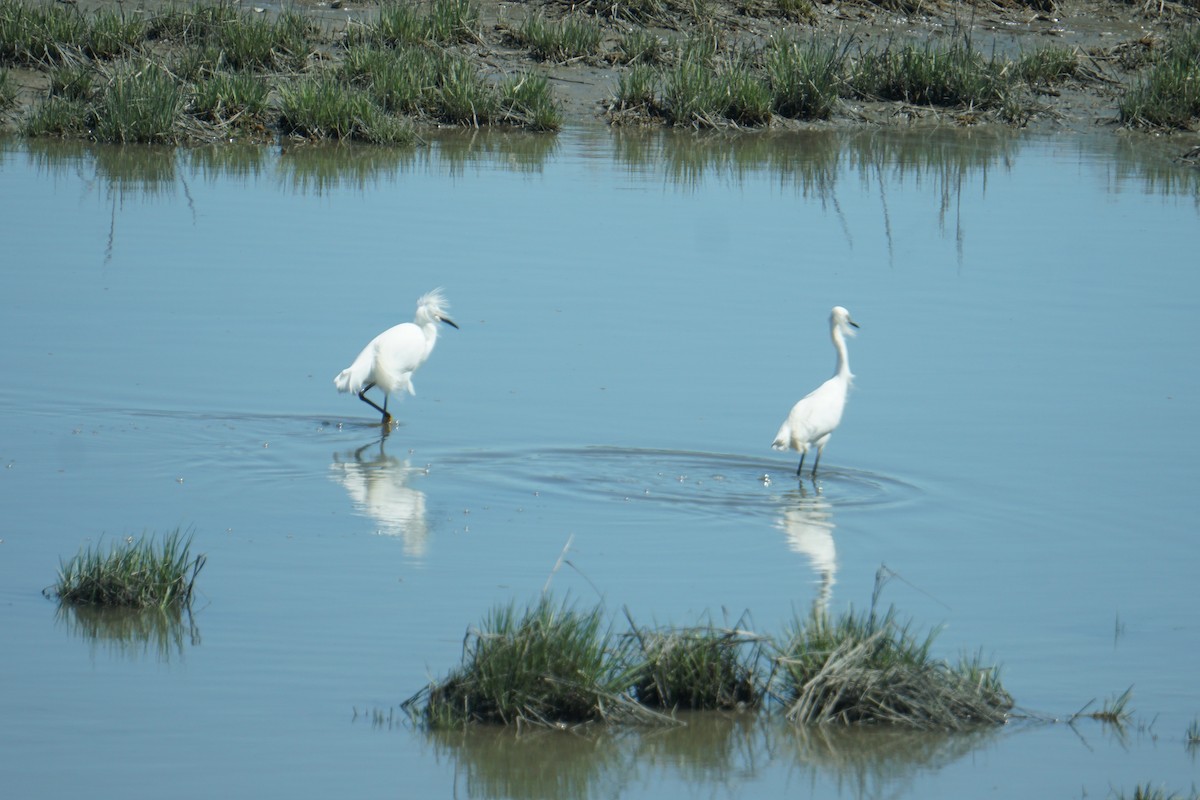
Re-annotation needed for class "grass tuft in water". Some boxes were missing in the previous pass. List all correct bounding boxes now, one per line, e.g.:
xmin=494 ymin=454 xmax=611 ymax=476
xmin=50 ymin=529 xmax=205 ymax=609
xmin=626 ymin=612 xmax=765 ymax=710
xmin=774 ymin=571 xmax=1013 ymax=729
xmin=1187 ymin=717 xmax=1200 ymax=747
xmin=1074 ymin=685 xmax=1134 ymax=724
xmin=1115 ymin=784 xmax=1200 ymax=800
xmin=404 ymin=595 xmax=662 ymax=728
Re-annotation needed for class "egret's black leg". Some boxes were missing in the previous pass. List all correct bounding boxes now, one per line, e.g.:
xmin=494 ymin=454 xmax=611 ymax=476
xmin=811 ymin=449 xmax=822 ymax=477
xmin=795 ymin=452 xmax=806 ymax=477
xmin=356 ymin=383 xmax=391 ymax=423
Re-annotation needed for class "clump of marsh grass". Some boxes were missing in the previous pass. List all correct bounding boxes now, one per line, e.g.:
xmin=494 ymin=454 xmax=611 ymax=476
xmin=49 ymin=529 xmax=205 ymax=609
xmin=89 ymin=60 xmax=184 ymax=143
xmin=583 ymin=0 xmax=670 ymax=25
xmin=1014 ymin=44 xmax=1080 ymax=86
xmin=189 ymin=70 xmax=270 ymax=127
xmin=48 ymin=62 xmax=96 ymax=102
xmin=403 ymin=596 xmax=665 ymax=728
xmin=22 ymin=94 xmax=88 ymax=136
xmin=499 ymin=72 xmax=562 ymax=131
xmin=615 ymin=29 xmax=669 ymax=65
xmin=83 ymin=7 xmax=147 ymax=60
xmin=348 ymin=0 xmax=481 ymax=48
xmin=625 ymin=612 xmax=766 ymax=710
xmin=1072 ymin=685 xmax=1134 ymax=725
xmin=278 ymin=74 xmax=414 ymax=144
xmin=765 ymin=36 xmax=848 ymax=120
xmin=1187 ymin=717 xmax=1200 ymax=747
xmin=773 ymin=572 xmax=1013 ymax=730
xmin=613 ymin=62 xmax=658 ymax=111
xmin=149 ymin=2 xmax=313 ymax=71
xmin=849 ymin=35 xmax=1011 ymax=111
xmin=1115 ymin=784 xmax=1200 ymax=800
xmin=0 ymin=0 xmax=88 ymax=65
xmin=1119 ymin=26 xmax=1200 ymax=129
xmin=509 ymin=12 xmax=604 ymax=63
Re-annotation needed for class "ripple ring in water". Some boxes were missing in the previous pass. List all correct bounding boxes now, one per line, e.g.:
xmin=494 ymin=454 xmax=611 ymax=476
xmin=441 ymin=446 xmax=919 ymax=520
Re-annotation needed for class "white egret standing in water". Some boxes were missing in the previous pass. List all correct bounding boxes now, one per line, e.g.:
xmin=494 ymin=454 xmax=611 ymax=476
xmin=772 ymin=306 xmax=859 ymax=477
xmin=334 ymin=289 xmax=458 ymax=424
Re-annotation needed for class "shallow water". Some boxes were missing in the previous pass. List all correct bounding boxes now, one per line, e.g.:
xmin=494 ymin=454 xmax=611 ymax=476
xmin=1 ymin=127 xmax=1199 ymax=799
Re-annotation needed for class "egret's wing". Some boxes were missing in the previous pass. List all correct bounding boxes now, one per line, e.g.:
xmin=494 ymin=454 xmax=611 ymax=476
xmin=371 ymin=323 xmax=427 ymax=395
xmin=334 ymin=341 xmax=377 ymax=394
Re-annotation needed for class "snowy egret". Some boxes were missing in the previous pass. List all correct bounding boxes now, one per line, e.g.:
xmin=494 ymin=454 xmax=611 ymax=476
xmin=333 ymin=289 xmax=458 ymax=423
xmin=772 ymin=306 xmax=859 ymax=477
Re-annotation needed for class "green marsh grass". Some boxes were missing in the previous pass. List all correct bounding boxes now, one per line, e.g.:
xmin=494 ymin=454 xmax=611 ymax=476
xmin=0 ymin=0 xmax=88 ymax=65
xmin=626 ymin=615 xmax=765 ymax=710
xmin=278 ymin=74 xmax=414 ymax=144
xmin=586 ymin=0 xmax=670 ymax=25
xmin=84 ymin=7 xmax=147 ymax=60
xmin=1014 ymin=45 xmax=1080 ymax=86
xmin=49 ymin=62 xmax=96 ymax=102
xmin=1187 ymin=717 xmax=1200 ymax=746
xmin=90 ymin=61 xmax=183 ymax=143
xmin=499 ymin=72 xmax=562 ymax=131
xmin=850 ymin=36 xmax=1010 ymax=110
xmin=342 ymin=45 xmax=444 ymax=114
xmin=190 ymin=70 xmax=270 ymax=126
xmin=1117 ymin=785 xmax=1200 ymax=800
xmin=774 ymin=575 xmax=1013 ymax=729
xmin=22 ymin=94 xmax=87 ymax=136
xmin=616 ymin=29 xmax=668 ymax=65
xmin=512 ymin=13 xmax=603 ymax=63
xmin=350 ymin=0 xmax=481 ymax=48
xmin=1120 ymin=26 xmax=1200 ymax=129
xmin=774 ymin=0 xmax=817 ymax=22
xmin=434 ymin=56 xmax=499 ymax=124
xmin=404 ymin=596 xmax=663 ymax=728
xmin=409 ymin=581 xmax=1015 ymax=730
xmin=50 ymin=530 xmax=205 ymax=608
xmin=719 ymin=55 xmax=774 ymax=126
xmin=613 ymin=62 xmax=658 ymax=110
xmin=765 ymin=37 xmax=848 ymax=120
xmin=210 ymin=7 xmax=312 ymax=71
xmin=0 ymin=66 xmax=15 ymax=108
xmin=1073 ymin=685 xmax=1134 ymax=724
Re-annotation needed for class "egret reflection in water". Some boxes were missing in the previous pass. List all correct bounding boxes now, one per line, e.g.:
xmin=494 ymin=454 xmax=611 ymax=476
xmin=330 ymin=435 xmax=430 ymax=557
xmin=774 ymin=484 xmax=837 ymax=614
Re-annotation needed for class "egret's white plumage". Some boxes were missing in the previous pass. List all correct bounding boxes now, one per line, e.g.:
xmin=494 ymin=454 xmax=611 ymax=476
xmin=334 ymin=289 xmax=458 ymax=423
xmin=772 ymin=306 xmax=859 ymax=477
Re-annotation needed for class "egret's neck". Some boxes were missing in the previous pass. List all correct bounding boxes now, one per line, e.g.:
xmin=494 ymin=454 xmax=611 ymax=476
xmin=832 ymin=327 xmax=852 ymax=379
xmin=421 ymin=321 xmax=440 ymax=360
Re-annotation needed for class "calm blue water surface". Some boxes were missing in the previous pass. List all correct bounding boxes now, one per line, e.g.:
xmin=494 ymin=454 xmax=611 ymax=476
xmin=1 ymin=127 xmax=1198 ymax=799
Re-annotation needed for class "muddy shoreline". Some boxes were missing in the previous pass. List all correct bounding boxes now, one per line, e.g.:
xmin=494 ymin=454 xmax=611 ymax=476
xmin=6 ymin=0 xmax=1200 ymax=144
